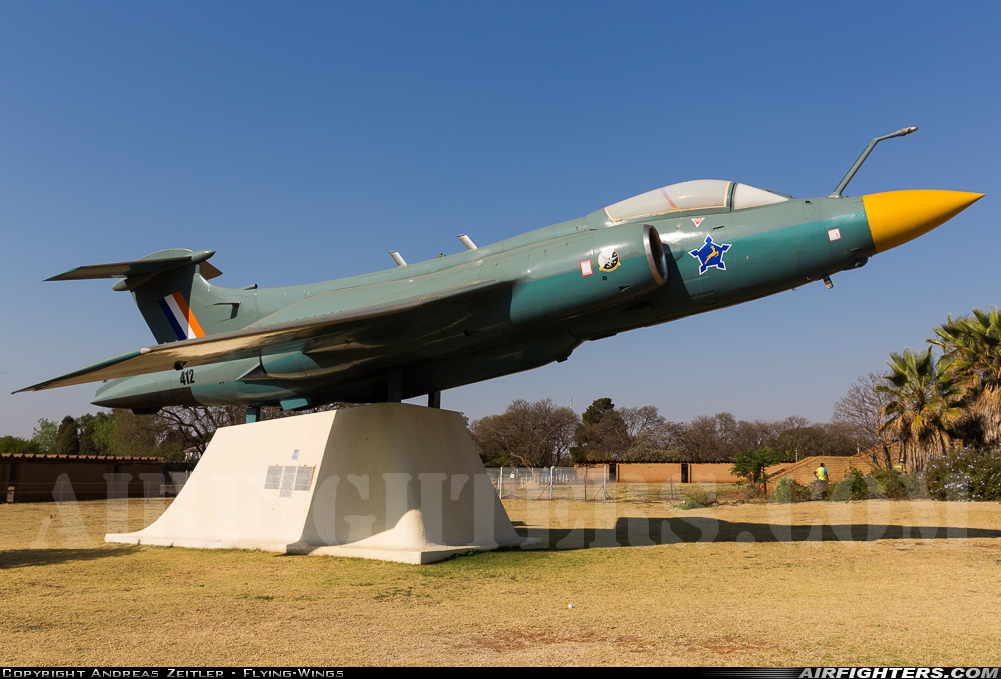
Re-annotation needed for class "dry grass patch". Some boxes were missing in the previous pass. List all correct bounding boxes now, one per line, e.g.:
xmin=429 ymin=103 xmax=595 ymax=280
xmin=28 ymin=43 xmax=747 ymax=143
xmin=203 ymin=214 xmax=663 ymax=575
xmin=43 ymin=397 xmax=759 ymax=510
xmin=1 ymin=495 xmax=1000 ymax=666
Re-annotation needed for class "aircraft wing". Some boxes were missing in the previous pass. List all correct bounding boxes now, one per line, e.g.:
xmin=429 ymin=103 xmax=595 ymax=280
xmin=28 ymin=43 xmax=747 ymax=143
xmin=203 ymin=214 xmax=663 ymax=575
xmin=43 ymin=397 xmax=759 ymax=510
xmin=15 ymin=279 xmax=508 ymax=392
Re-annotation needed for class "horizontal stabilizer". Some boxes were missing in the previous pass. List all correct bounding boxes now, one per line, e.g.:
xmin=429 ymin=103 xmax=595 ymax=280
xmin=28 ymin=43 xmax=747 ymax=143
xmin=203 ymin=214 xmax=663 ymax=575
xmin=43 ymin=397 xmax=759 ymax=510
xmin=15 ymin=279 xmax=508 ymax=392
xmin=46 ymin=249 xmax=222 ymax=282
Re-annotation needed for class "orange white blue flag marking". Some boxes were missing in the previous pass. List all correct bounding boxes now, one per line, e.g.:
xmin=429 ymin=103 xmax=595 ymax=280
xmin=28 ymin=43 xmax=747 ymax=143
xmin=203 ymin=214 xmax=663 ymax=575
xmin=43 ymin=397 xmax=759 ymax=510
xmin=157 ymin=292 xmax=205 ymax=341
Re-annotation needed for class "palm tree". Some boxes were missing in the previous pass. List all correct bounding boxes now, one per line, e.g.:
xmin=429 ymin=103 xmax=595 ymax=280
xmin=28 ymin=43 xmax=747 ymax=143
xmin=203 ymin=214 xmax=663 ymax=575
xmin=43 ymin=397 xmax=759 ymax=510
xmin=877 ymin=347 xmax=965 ymax=473
xmin=932 ymin=306 xmax=1001 ymax=444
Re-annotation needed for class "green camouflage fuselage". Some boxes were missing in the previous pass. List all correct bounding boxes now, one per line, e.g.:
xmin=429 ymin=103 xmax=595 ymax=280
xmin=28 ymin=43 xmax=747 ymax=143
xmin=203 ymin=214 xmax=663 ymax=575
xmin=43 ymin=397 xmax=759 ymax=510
xmin=93 ymin=195 xmax=870 ymax=412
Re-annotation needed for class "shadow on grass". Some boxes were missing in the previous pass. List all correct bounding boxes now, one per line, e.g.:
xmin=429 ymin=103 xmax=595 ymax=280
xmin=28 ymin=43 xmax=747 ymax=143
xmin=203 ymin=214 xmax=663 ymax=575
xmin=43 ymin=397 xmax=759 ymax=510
xmin=0 ymin=546 xmax=138 ymax=569
xmin=515 ymin=518 xmax=1001 ymax=550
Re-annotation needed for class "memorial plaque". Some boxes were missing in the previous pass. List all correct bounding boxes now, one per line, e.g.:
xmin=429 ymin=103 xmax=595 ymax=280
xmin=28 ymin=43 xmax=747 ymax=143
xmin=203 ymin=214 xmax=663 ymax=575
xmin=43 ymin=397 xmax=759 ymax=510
xmin=293 ymin=465 xmax=315 ymax=491
xmin=264 ymin=465 xmax=283 ymax=490
xmin=279 ymin=465 xmax=296 ymax=498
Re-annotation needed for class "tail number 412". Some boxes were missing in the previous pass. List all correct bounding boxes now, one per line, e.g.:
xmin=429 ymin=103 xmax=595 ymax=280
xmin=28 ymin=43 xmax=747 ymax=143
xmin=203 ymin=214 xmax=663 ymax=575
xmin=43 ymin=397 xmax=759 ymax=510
xmin=179 ymin=369 xmax=195 ymax=385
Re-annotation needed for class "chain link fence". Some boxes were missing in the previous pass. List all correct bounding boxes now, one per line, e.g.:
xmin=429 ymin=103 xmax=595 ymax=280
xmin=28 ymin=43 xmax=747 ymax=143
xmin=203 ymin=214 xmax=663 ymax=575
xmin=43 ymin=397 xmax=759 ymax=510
xmin=484 ymin=466 xmax=613 ymax=501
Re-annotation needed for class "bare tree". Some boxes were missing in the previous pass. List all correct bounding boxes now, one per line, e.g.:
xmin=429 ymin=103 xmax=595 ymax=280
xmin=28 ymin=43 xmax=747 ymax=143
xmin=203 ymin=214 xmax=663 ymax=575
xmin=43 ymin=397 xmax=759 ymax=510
xmin=154 ymin=406 xmax=247 ymax=455
xmin=619 ymin=405 xmax=666 ymax=439
xmin=735 ymin=418 xmax=783 ymax=451
xmin=470 ymin=399 xmax=579 ymax=467
xmin=121 ymin=402 xmax=352 ymax=460
xmin=775 ymin=415 xmax=811 ymax=433
xmin=771 ymin=423 xmax=857 ymax=460
xmin=832 ymin=373 xmax=894 ymax=468
xmin=679 ymin=412 xmax=748 ymax=461
xmin=625 ymin=420 xmax=684 ymax=460
xmin=260 ymin=402 xmax=352 ymax=420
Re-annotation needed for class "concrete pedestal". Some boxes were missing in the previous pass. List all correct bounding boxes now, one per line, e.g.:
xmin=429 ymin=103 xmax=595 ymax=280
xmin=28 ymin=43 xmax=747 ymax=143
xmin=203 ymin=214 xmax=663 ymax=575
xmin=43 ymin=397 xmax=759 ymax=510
xmin=106 ymin=403 xmax=527 ymax=564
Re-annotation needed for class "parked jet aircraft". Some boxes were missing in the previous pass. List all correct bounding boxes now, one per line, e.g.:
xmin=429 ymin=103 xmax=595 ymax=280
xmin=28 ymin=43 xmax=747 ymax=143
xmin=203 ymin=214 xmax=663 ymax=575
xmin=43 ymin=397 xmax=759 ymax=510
xmin=17 ymin=128 xmax=982 ymax=421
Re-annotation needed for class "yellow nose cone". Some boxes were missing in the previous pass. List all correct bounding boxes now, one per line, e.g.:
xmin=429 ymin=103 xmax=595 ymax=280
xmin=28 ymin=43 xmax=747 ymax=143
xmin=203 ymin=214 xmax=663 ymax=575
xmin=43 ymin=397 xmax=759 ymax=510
xmin=863 ymin=189 xmax=983 ymax=252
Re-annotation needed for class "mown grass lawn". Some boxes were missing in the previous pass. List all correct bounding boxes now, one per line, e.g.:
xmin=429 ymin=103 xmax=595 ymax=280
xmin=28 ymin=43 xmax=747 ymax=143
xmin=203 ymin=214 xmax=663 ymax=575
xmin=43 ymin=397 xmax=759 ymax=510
xmin=1 ymin=494 xmax=999 ymax=666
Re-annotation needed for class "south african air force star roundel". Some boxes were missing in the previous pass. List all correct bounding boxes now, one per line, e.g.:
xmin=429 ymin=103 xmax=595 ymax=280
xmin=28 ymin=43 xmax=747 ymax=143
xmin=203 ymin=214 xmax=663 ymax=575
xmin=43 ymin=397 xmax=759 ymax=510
xmin=689 ymin=235 xmax=731 ymax=275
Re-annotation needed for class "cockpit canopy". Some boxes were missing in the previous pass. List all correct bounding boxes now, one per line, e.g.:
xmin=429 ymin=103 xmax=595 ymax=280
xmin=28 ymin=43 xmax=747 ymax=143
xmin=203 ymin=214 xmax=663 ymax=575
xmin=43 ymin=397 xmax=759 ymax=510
xmin=604 ymin=180 xmax=789 ymax=222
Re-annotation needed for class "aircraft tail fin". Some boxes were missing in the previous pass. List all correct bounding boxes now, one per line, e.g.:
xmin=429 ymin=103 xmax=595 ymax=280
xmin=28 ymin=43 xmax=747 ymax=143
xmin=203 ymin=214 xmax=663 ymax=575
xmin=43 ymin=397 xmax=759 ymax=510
xmin=46 ymin=249 xmax=261 ymax=345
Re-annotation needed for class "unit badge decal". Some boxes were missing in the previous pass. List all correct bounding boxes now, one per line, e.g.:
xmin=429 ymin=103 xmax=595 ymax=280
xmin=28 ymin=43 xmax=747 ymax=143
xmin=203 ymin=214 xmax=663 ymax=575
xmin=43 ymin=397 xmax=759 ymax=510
xmin=597 ymin=248 xmax=620 ymax=272
xmin=689 ymin=236 xmax=731 ymax=275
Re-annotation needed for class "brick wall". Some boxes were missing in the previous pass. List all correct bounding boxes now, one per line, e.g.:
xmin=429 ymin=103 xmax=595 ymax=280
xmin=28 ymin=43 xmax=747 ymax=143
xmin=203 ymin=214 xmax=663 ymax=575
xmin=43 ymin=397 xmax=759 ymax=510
xmin=614 ymin=462 xmax=795 ymax=484
xmin=615 ymin=463 xmax=683 ymax=483
xmin=767 ymin=454 xmax=875 ymax=487
xmin=1 ymin=455 xmax=195 ymax=503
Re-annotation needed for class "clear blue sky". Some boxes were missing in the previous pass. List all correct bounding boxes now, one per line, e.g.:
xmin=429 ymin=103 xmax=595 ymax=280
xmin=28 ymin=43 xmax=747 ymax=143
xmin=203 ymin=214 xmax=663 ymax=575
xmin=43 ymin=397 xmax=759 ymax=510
xmin=1 ymin=2 xmax=997 ymax=437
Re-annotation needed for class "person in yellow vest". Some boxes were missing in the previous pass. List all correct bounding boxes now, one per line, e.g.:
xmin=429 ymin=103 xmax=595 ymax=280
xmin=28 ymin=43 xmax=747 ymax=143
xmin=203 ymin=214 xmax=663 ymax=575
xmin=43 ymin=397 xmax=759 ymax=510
xmin=814 ymin=462 xmax=829 ymax=492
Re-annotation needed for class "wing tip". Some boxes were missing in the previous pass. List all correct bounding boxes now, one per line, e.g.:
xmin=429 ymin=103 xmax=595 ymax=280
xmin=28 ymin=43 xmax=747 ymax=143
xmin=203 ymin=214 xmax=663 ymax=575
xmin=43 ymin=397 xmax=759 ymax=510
xmin=12 ymin=348 xmax=147 ymax=394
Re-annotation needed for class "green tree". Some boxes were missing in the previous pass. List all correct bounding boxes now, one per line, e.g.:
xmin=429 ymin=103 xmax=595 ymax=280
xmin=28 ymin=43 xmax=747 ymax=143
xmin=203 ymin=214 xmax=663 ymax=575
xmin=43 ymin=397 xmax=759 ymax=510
xmin=0 ymin=436 xmax=41 ymax=454
xmin=51 ymin=416 xmax=80 ymax=455
xmin=572 ymin=398 xmax=630 ymax=461
xmin=573 ymin=409 xmax=630 ymax=461
xmin=581 ymin=397 xmax=614 ymax=425
xmin=932 ymin=306 xmax=1001 ymax=445
xmin=877 ymin=347 xmax=964 ymax=473
xmin=78 ymin=413 xmax=97 ymax=455
xmin=30 ymin=418 xmax=58 ymax=453
xmin=91 ymin=412 xmax=118 ymax=455
xmin=107 ymin=409 xmax=161 ymax=458
xmin=731 ymin=448 xmax=782 ymax=496
xmin=75 ymin=412 xmax=115 ymax=455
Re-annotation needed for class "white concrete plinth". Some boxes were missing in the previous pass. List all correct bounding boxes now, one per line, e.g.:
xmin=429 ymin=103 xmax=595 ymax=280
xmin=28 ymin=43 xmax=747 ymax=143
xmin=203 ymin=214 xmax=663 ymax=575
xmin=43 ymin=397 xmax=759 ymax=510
xmin=106 ymin=403 xmax=528 ymax=564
